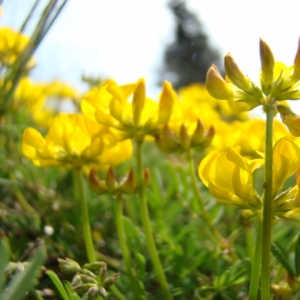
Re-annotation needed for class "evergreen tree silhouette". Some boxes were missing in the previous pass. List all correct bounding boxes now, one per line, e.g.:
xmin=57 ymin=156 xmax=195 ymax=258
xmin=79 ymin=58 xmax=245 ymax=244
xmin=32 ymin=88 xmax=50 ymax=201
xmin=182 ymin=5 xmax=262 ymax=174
xmin=160 ymin=0 xmax=222 ymax=90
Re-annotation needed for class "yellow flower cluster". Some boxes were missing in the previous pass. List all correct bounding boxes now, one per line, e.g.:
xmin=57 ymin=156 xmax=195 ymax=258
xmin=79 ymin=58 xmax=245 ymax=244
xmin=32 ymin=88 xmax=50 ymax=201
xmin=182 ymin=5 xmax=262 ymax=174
xmin=199 ymin=137 xmax=300 ymax=219
xmin=81 ymin=78 xmax=176 ymax=141
xmin=206 ymin=39 xmax=300 ymax=111
xmin=14 ymin=77 xmax=81 ymax=127
xmin=0 ymin=27 xmax=34 ymax=68
xmin=22 ymin=113 xmax=132 ymax=171
xmin=22 ymin=79 xmax=176 ymax=170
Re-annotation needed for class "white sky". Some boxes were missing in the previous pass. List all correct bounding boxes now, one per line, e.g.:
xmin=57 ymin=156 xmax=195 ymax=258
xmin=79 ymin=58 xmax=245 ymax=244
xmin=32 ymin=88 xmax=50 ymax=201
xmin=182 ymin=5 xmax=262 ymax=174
xmin=2 ymin=0 xmax=300 ymax=113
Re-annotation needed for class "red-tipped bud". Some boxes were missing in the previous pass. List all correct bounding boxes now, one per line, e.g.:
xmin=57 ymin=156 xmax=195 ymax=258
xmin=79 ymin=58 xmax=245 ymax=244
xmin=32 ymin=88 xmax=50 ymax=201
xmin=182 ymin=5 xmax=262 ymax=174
xmin=105 ymin=166 xmax=118 ymax=192
xmin=120 ymin=168 xmax=137 ymax=194
xmin=89 ymin=169 xmax=107 ymax=194
xmin=179 ymin=124 xmax=190 ymax=150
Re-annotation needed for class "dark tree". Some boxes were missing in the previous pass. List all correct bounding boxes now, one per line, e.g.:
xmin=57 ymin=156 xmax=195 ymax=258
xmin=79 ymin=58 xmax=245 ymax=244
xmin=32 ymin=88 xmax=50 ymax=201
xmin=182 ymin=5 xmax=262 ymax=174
xmin=159 ymin=0 xmax=222 ymax=90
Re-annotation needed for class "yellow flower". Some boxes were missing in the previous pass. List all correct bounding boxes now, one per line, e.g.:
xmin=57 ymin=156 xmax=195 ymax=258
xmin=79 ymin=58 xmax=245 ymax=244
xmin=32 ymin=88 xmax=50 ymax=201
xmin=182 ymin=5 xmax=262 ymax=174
xmin=22 ymin=113 xmax=132 ymax=170
xmin=278 ymin=104 xmax=300 ymax=136
xmin=206 ymin=39 xmax=300 ymax=111
xmin=13 ymin=78 xmax=81 ymax=128
xmin=177 ymin=83 xmax=249 ymax=122
xmin=0 ymin=27 xmax=34 ymax=68
xmin=206 ymin=63 xmax=264 ymax=111
xmin=81 ymin=79 xmax=176 ymax=141
xmin=272 ymin=137 xmax=300 ymax=194
xmin=198 ymin=147 xmax=263 ymax=209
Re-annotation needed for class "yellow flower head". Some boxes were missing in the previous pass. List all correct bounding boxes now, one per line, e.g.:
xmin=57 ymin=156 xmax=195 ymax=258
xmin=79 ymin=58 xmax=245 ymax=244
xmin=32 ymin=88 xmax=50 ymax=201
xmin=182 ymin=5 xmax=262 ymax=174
xmin=0 ymin=27 xmax=34 ymax=68
xmin=81 ymin=79 xmax=176 ymax=141
xmin=14 ymin=78 xmax=81 ymax=128
xmin=22 ymin=113 xmax=132 ymax=170
xmin=199 ymin=147 xmax=263 ymax=209
xmin=206 ymin=39 xmax=300 ymax=112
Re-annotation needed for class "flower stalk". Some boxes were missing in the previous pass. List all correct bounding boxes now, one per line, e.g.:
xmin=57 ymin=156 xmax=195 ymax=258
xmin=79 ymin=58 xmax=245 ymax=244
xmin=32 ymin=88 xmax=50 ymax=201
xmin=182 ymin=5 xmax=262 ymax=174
xmin=261 ymin=97 xmax=275 ymax=299
xmin=249 ymin=212 xmax=263 ymax=300
xmin=115 ymin=194 xmax=142 ymax=299
xmin=136 ymin=140 xmax=173 ymax=300
xmin=74 ymin=169 xmax=97 ymax=264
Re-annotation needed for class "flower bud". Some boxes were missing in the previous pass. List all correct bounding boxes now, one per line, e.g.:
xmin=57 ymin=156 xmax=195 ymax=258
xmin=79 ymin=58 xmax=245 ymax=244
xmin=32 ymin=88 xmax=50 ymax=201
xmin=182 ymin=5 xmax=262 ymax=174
xmin=278 ymin=104 xmax=300 ymax=136
xmin=191 ymin=120 xmax=214 ymax=149
xmin=260 ymin=39 xmax=274 ymax=95
xmin=105 ymin=167 xmax=118 ymax=192
xmin=206 ymin=65 xmax=233 ymax=100
xmin=103 ymin=273 xmax=120 ymax=288
xmin=132 ymin=79 xmax=146 ymax=126
xmin=99 ymin=261 xmax=107 ymax=282
xmin=80 ymin=274 xmax=98 ymax=284
xmin=83 ymin=261 xmax=107 ymax=273
xmin=89 ymin=169 xmax=107 ymax=195
xmin=72 ymin=283 xmax=95 ymax=294
xmin=71 ymin=274 xmax=82 ymax=286
xmin=158 ymin=81 xmax=175 ymax=124
xmin=179 ymin=124 xmax=190 ymax=150
xmin=99 ymin=287 xmax=108 ymax=298
xmin=162 ymin=124 xmax=178 ymax=150
xmin=87 ymin=285 xmax=100 ymax=298
xmin=224 ymin=53 xmax=252 ymax=91
xmin=58 ymin=258 xmax=81 ymax=275
xmin=120 ymin=168 xmax=137 ymax=194
xmin=80 ymin=268 xmax=97 ymax=278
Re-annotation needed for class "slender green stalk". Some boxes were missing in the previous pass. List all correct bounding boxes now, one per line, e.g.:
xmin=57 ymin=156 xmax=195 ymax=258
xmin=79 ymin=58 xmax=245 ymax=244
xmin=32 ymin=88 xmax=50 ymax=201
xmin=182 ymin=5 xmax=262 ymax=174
xmin=249 ymin=212 xmax=263 ymax=300
xmin=135 ymin=141 xmax=173 ymax=300
xmin=261 ymin=98 xmax=275 ymax=299
xmin=19 ymin=0 xmax=41 ymax=33
xmin=74 ymin=169 xmax=96 ymax=263
xmin=116 ymin=194 xmax=142 ymax=299
xmin=75 ymin=171 xmax=126 ymax=300
xmin=0 ymin=0 xmax=69 ymax=116
xmin=186 ymin=150 xmax=223 ymax=246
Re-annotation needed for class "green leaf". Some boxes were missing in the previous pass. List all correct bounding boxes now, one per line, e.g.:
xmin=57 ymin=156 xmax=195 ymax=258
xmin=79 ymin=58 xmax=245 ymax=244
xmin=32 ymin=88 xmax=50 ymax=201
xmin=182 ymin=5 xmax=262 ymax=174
xmin=294 ymin=234 xmax=300 ymax=276
xmin=271 ymin=242 xmax=296 ymax=276
xmin=0 ymin=239 xmax=10 ymax=292
xmin=64 ymin=281 xmax=81 ymax=300
xmin=46 ymin=270 xmax=70 ymax=300
xmin=0 ymin=246 xmax=46 ymax=300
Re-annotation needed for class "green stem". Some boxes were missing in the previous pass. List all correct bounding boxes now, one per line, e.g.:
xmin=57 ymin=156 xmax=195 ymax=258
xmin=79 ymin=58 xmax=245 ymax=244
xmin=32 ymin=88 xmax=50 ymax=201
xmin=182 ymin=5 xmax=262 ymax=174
xmin=136 ymin=141 xmax=173 ymax=300
xmin=186 ymin=150 xmax=224 ymax=246
xmin=261 ymin=98 xmax=275 ymax=299
xmin=75 ymin=171 xmax=126 ymax=300
xmin=116 ymin=194 xmax=142 ymax=299
xmin=249 ymin=212 xmax=263 ymax=300
xmin=74 ymin=169 xmax=96 ymax=263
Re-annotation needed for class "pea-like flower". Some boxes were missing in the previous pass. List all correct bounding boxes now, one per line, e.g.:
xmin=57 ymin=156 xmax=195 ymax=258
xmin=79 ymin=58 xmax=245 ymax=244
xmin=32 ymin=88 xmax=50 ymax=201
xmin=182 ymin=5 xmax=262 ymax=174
xmin=22 ymin=113 xmax=132 ymax=170
xmin=0 ymin=27 xmax=34 ymax=68
xmin=277 ymin=104 xmax=300 ymax=136
xmin=206 ymin=38 xmax=300 ymax=111
xmin=198 ymin=147 xmax=263 ymax=209
xmin=272 ymin=137 xmax=300 ymax=194
xmin=199 ymin=137 xmax=300 ymax=218
xmin=81 ymin=78 xmax=176 ymax=141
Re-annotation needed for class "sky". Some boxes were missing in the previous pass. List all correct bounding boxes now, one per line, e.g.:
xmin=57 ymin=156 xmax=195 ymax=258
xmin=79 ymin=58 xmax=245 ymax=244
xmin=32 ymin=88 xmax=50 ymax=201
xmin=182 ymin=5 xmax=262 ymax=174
xmin=1 ymin=0 xmax=300 ymax=112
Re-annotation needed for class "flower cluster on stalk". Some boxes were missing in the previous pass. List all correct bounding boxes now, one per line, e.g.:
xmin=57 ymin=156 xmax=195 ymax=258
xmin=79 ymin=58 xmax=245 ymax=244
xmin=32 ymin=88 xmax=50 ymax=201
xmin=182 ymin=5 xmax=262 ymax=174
xmin=202 ymin=38 xmax=300 ymax=220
